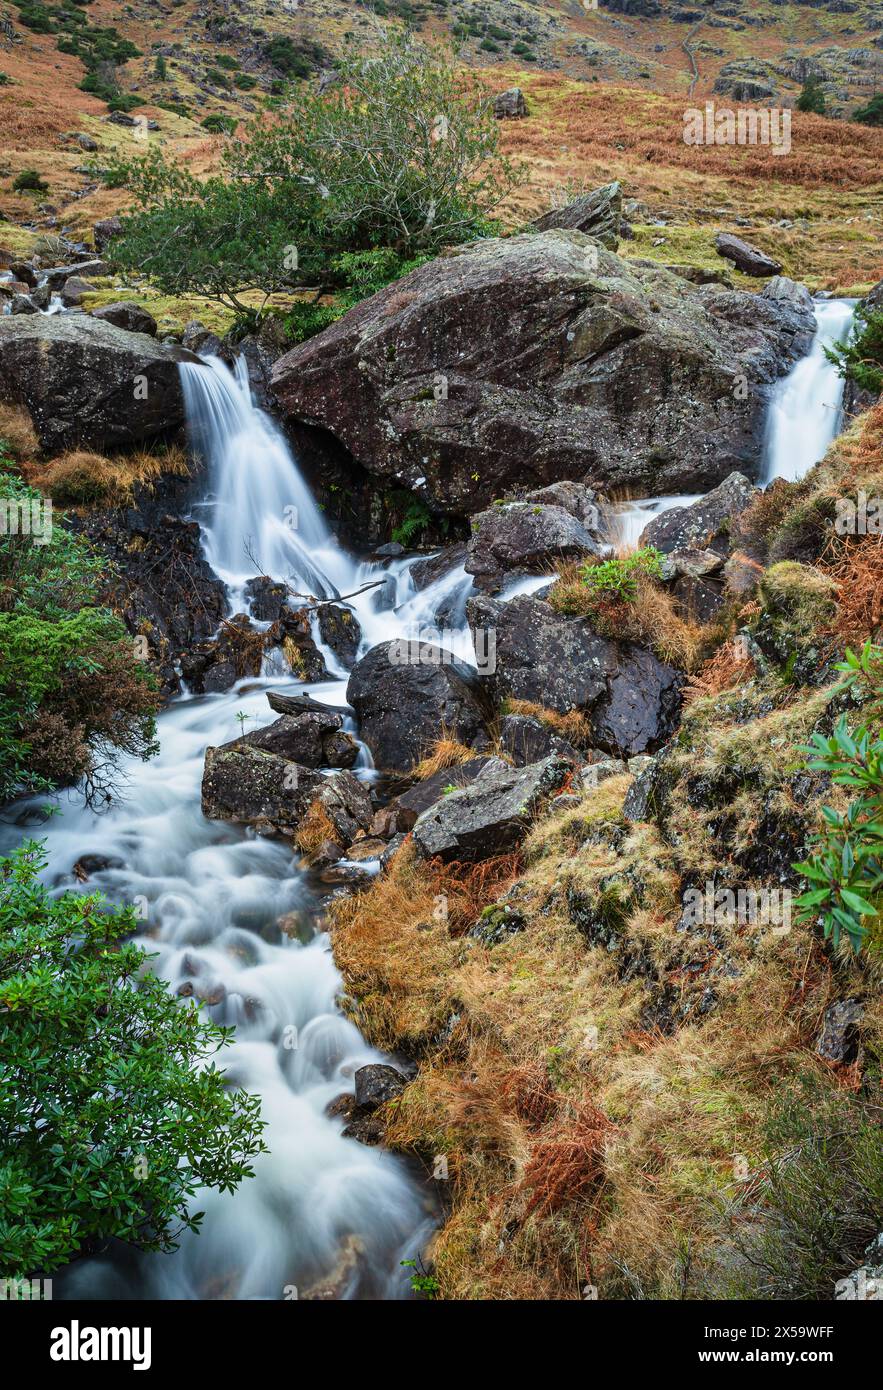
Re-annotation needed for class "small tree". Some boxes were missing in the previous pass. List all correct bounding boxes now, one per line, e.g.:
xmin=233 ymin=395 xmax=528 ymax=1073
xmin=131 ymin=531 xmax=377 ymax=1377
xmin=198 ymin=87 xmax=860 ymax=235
xmin=153 ymin=52 xmax=167 ymax=81
xmin=797 ymin=74 xmax=826 ymax=115
xmin=0 ymin=844 xmax=266 ymax=1277
xmin=99 ymin=33 xmax=521 ymax=317
xmin=826 ymin=302 xmax=883 ymax=400
xmin=853 ymin=92 xmax=883 ymax=127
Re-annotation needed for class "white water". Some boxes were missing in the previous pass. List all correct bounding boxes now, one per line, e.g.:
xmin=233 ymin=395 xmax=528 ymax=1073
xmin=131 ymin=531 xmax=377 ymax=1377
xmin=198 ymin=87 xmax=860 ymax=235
xmin=760 ymin=298 xmax=856 ymax=485
xmin=4 ymin=293 xmax=857 ymax=1299
xmin=609 ymin=298 xmax=856 ymax=546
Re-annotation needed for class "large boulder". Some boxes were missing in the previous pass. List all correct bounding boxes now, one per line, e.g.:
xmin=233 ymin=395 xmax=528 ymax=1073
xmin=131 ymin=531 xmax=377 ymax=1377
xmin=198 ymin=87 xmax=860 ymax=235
xmin=271 ymin=231 xmax=816 ymax=514
xmin=465 ymin=499 xmax=602 ymax=593
xmin=639 ymin=472 xmax=756 ymax=553
xmin=493 ymin=87 xmax=527 ymax=119
xmin=531 ymin=181 xmax=622 ymax=249
xmin=233 ymin=705 xmax=358 ymax=770
xmin=412 ymin=756 xmax=570 ymax=863
xmin=0 ymin=314 xmax=198 ymax=454
xmin=468 ymin=594 xmax=683 ymax=758
xmin=347 ymin=640 xmax=488 ymax=771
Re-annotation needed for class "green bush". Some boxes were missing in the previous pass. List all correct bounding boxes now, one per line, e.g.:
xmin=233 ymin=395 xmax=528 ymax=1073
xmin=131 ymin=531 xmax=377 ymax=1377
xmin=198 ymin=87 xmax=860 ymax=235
xmin=793 ymin=642 xmax=883 ymax=953
xmin=579 ymin=547 xmax=664 ymax=603
xmin=853 ymin=92 xmax=883 ymax=127
xmin=0 ymin=466 xmax=158 ymax=806
xmin=12 ymin=170 xmax=48 ymax=193
xmin=98 ymin=34 xmax=518 ymax=317
xmin=827 ymin=303 xmax=883 ymax=399
xmin=201 ymin=114 xmax=237 ymax=134
xmin=0 ymin=842 xmax=266 ymax=1277
xmin=797 ymin=74 xmax=826 ymax=115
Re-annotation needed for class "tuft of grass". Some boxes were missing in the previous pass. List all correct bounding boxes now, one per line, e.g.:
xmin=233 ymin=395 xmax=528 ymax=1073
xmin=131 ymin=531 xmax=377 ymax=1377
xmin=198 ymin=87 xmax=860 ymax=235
xmin=293 ymin=802 xmax=339 ymax=858
xmin=0 ymin=403 xmax=39 ymax=461
xmin=503 ymin=698 xmax=593 ymax=748
xmin=412 ymin=735 xmax=478 ymax=780
xmin=37 ymin=444 xmax=189 ymax=505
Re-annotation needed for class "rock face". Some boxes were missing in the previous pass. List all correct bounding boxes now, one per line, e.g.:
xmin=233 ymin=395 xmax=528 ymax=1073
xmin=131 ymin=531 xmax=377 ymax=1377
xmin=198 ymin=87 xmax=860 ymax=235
xmin=465 ymin=499 xmax=602 ymax=593
xmin=271 ymin=231 xmax=817 ymax=514
xmin=412 ymin=755 xmax=569 ymax=863
xmin=531 ymin=182 xmax=622 ymax=249
xmin=91 ymin=301 xmax=158 ymax=337
xmin=76 ymin=487 xmax=227 ymax=697
xmin=468 ymin=594 xmax=683 ymax=757
xmin=347 ymin=640 xmax=488 ymax=770
xmin=640 ymin=472 xmax=756 ymax=553
xmin=0 ymin=314 xmax=198 ymax=453
xmin=715 ymin=232 xmax=783 ymax=278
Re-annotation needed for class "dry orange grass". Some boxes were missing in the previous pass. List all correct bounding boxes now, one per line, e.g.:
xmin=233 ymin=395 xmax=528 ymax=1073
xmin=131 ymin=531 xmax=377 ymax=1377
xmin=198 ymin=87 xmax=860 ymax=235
xmin=412 ymin=734 xmax=478 ymax=779
xmin=0 ymin=403 xmax=39 ymax=460
xmin=293 ymin=802 xmax=339 ymax=857
xmin=36 ymin=444 xmax=189 ymax=503
xmin=521 ymin=1101 xmax=612 ymax=1220
xmin=503 ymin=698 xmax=593 ymax=748
xmin=683 ymin=634 xmax=756 ymax=707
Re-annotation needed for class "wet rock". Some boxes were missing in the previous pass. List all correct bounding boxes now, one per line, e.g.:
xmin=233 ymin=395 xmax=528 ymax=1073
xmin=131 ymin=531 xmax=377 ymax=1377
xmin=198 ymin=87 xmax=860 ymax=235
xmin=234 ymin=708 xmax=357 ymax=769
xmin=202 ymin=744 xmax=324 ymax=829
xmin=266 ymin=607 xmax=330 ymax=682
xmin=409 ymin=542 xmax=468 ymax=591
xmin=316 ymin=602 xmax=362 ymax=669
xmin=179 ymin=614 xmax=264 ymax=695
xmin=182 ymin=319 xmax=223 ymax=356
xmin=640 ymin=472 xmax=756 ymax=554
xmin=715 ymin=232 xmax=782 ymax=277
xmin=30 ymin=283 xmax=51 ymax=310
xmin=60 ymin=276 xmax=97 ymax=307
xmin=412 ymin=755 xmax=570 ymax=863
xmin=467 ymin=594 xmax=683 ymax=757
xmin=345 ymin=835 xmax=387 ymax=862
xmin=347 ymin=640 xmax=488 ymax=771
xmin=244 ymin=575 xmax=289 ymax=622
xmin=497 ymin=713 xmax=584 ymax=767
xmin=267 ymin=690 xmax=349 ymax=720
xmin=75 ymin=495 xmax=227 ymax=696
xmin=382 ymin=756 xmax=502 ymax=834
xmin=271 ymin=231 xmax=813 ymax=514
xmin=318 ymin=770 xmax=373 ymax=845
xmin=465 ymin=500 xmax=602 ymax=594
xmin=493 ymin=87 xmax=527 ymax=118
xmin=354 ymin=1062 xmax=407 ymax=1110
xmin=816 ymin=998 xmax=863 ymax=1064
xmin=91 ymin=301 xmax=158 ymax=337
xmin=531 ymin=181 xmax=622 ymax=249
xmin=0 ymin=314 xmax=198 ymax=454
xmin=10 ymin=294 xmax=38 ymax=315
xmin=43 ymin=259 xmax=107 ymax=288
xmin=671 ymin=574 xmax=727 ymax=623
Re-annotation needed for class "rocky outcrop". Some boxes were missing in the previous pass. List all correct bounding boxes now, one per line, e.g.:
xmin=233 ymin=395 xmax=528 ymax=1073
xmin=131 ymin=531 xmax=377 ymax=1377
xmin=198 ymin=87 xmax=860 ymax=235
xmin=465 ymin=498 xmax=602 ymax=593
xmin=76 ymin=488 xmax=227 ymax=697
xmin=271 ymin=231 xmax=818 ymax=513
xmin=531 ymin=182 xmax=622 ymax=249
xmin=372 ymin=756 xmax=499 ymax=836
xmin=715 ymin=233 xmax=783 ymax=278
xmin=493 ymin=87 xmax=527 ymax=118
xmin=412 ymin=755 xmax=570 ymax=863
xmin=468 ymin=594 xmax=683 ymax=757
xmin=640 ymin=472 xmax=756 ymax=553
xmin=0 ymin=314 xmax=197 ymax=454
xmin=347 ymin=640 xmax=488 ymax=770
xmin=232 ymin=701 xmax=358 ymax=770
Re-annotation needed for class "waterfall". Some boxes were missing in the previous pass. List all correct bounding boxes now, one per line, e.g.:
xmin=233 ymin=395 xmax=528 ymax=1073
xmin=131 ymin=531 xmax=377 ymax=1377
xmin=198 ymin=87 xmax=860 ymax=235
xmin=760 ymin=298 xmax=856 ymax=486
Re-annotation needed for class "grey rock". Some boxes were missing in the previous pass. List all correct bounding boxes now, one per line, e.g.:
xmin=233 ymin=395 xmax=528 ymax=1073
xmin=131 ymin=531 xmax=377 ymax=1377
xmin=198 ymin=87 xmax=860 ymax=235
xmin=91 ymin=301 xmax=158 ymax=336
xmin=640 ymin=472 xmax=756 ymax=554
xmin=10 ymin=294 xmax=38 ymax=315
xmin=0 ymin=314 xmax=199 ymax=455
xmin=715 ymin=232 xmax=783 ymax=277
xmin=816 ymin=998 xmax=863 ymax=1064
xmin=354 ymin=1064 xmax=406 ymax=1111
xmin=493 ymin=87 xmax=527 ymax=119
xmin=466 ymin=500 xmax=602 ymax=593
xmin=531 ymin=181 xmax=622 ymax=249
xmin=412 ymin=756 xmax=570 ymax=863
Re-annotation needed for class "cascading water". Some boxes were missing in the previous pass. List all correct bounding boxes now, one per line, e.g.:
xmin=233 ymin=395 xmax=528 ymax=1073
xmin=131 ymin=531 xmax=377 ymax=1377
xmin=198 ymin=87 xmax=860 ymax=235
xmin=2 ymin=291 xmax=858 ymax=1299
xmin=760 ymin=298 xmax=855 ymax=485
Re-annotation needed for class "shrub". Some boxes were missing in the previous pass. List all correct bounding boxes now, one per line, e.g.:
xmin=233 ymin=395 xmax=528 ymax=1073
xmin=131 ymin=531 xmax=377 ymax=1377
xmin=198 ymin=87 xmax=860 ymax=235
xmin=579 ymin=547 xmax=664 ymax=603
xmin=797 ymin=75 xmax=826 ymax=115
xmin=827 ymin=303 xmax=883 ymax=399
xmin=0 ymin=843 xmax=266 ymax=1277
xmin=99 ymin=33 xmax=520 ymax=316
xmin=201 ymin=114 xmax=237 ymax=134
xmin=853 ymin=92 xmax=883 ymax=127
xmin=722 ymin=1077 xmax=883 ymax=1299
xmin=12 ymin=169 xmax=48 ymax=193
xmin=0 ymin=466 xmax=159 ymax=806
xmin=792 ymin=641 xmax=883 ymax=952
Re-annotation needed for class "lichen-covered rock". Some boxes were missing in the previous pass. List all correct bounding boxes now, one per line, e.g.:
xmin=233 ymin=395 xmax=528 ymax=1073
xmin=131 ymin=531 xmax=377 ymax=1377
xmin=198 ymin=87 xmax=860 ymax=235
xmin=91 ymin=301 xmax=158 ymax=337
xmin=531 ymin=181 xmax=622 ymax=249
xmin=640 ymin=472 xmax=757 ymax=554
xmin=412 ymin=756 xmax=570 ymax=863
xmin=715 ymin=232 xmax=782 ymax=277
xmin=234 ymin=707 xmax=358 ymax=770
xmin=271 ymin=231 xmax=815 ymax=515
xmin=466 ymin=500 xmax=602 ymax=593
xmin=468 ymin=594 xmax=683 ymax=757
